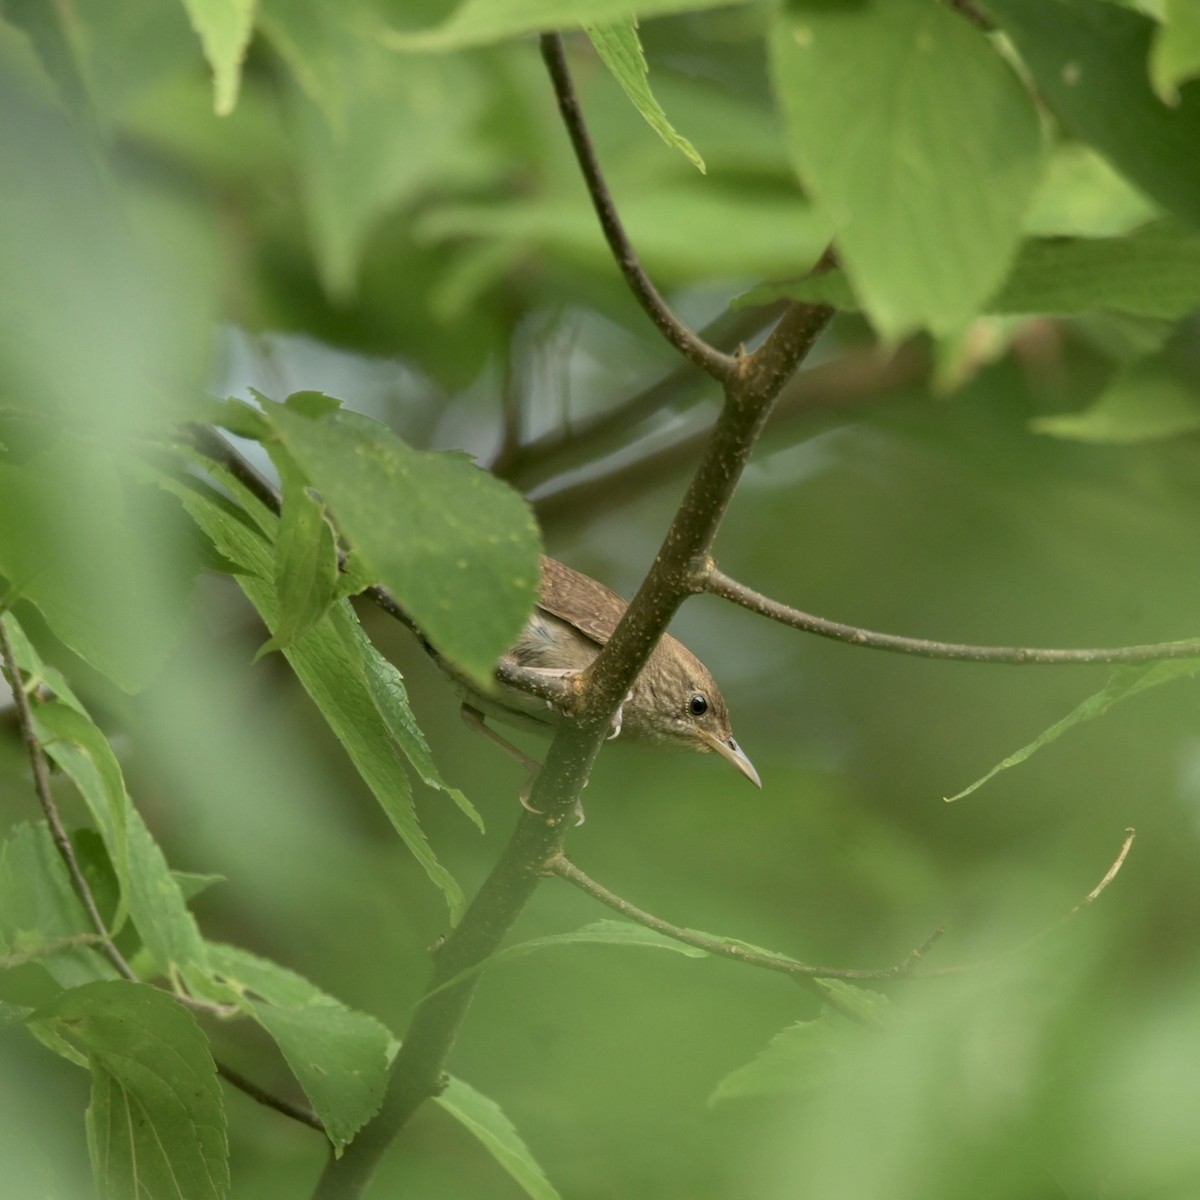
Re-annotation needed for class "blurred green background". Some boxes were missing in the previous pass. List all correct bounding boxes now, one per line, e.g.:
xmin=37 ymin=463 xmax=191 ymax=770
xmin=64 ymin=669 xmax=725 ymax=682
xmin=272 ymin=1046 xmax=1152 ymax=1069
xmin=2 ymin=2 xmax=1200 ymax=1198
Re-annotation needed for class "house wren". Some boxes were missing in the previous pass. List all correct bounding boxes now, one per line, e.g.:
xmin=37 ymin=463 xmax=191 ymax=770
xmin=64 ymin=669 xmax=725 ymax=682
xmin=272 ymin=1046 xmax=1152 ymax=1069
xmin=459 ymin=556 xmax=760 ymax=794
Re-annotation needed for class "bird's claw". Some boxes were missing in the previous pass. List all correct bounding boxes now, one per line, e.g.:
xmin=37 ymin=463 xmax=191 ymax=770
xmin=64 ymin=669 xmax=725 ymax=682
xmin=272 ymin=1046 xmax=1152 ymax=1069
xmin=606 ymin=690 xmax=634 ymax=741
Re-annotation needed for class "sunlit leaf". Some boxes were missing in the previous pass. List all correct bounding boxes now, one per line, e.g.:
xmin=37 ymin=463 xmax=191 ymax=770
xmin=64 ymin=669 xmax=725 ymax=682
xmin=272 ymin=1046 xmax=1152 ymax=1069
xmin=769 ymin=0 xmax=1043 ymax=339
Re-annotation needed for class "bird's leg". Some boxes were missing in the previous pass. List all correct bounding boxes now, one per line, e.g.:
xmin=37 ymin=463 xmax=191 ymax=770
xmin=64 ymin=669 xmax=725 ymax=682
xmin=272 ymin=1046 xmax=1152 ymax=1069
xmin=460 ymin=703 xmax=586 ymax=826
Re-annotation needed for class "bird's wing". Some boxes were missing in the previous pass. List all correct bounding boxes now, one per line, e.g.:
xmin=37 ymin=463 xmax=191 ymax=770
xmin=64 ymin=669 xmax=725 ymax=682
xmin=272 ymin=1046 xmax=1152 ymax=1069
xmin=536 ymin=555 xmax=626 ymax=646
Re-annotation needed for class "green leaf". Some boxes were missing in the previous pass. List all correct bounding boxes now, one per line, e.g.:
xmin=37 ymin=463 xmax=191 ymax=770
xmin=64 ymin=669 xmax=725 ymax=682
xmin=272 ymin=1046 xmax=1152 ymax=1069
xmin=262 ymin=396 xmax=541 ymax=688
xmin=379 ymin=0 xmax=756 ymax=52
xmin=1024 ymin=144 xmax=1162 ymax=239
xmin=418 ymin=184 xmax=833 ymax=285
xmin=30 ymin=980 xmax=229 ymax=1200
xmin=947 ymin=658 xmax=1200 ymax=802
xmin=586 ymin=20 xmax=704 ymax=173
xmin=0 ymin=823 xmax=117 ymax=989
xmin=737 ymin=222 xmax=1200 ymax=320
xmin=178 ymin=0 xmax=256 ymax=115
xmin=1151 ymin=0 xmax=1200 ymax=104
xmin=710 ymin=1009 xmax=864 ymax=1103
xmin=153 ymin=460 xmax=466 ymax=919
xmin=436 ymin=1075 xmax=562 ymax=1200
xmin=206 ymin=943 xmax=392 ymax=1150
xmin=356 ymin=621 xmax=484 ymax=832
xmin=264 ymin=450 xmax=339 ymax=652
xmin=988 ymin=222 xmax=1200 ymax=317
xmin=984 ymin=0 xmax=1200 ymax=225
xmin=425 ymin=919 xmax=709 ymax=1000
xmin=769 ymin=0 xmax=1044 ymax=339
xmin=1031 ymin=332 xmax=1200 ymax=444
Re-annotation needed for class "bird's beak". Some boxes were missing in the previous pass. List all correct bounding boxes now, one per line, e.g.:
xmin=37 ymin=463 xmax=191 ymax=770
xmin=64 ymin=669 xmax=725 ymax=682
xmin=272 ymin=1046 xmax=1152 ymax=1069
xmin=701 ymin=731 xmax=762 ymax=788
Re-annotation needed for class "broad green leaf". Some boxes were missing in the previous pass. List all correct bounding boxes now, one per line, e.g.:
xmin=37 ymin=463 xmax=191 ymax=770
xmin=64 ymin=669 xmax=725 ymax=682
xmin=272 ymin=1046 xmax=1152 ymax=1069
xmin=1031 ymin=333 xmax=1200 ymax=444
xmin=379 ymin=0 xmax=755 ymax=52
xmin=984 ymin=0 xmax=1200 ymax=225
xmin=1151 ymin=0 xmax=1200 ymax=104
xmin=0 ymin=445 xmax=193 ymax=692
xmin=152 ymin=461 xmax=465 ymax=919
xmin=178 ymin=0 xmax=256 ymax=115
xmin=262 ymin=396 xmax=541 ymax=689
xmin=586 ymin=20 xmax=704 ymax=173
xmin=356 ymin=621 xmax=483 ymax=832
xmin=0 ymin=824 xmax=117 ymax=989
xmin=769 ymin=0 xmax=1044 ymax=339
xmin=30 ymin=980 xmax=229 ymax=1200
xmin=425 ymin=919 xmax=708 ymax=999
xmin=988 ymin=223 xmax=1200 ymax=317
xmin=206 ymin=943 xmax=392 ymax=1150
xmin=264 ymin=451 xmax=339 ymax=652
xmin=947 ymin=658 xmax=1200 ymax=802
xmin=436 ymin=1076 xmax=562 ymax=1200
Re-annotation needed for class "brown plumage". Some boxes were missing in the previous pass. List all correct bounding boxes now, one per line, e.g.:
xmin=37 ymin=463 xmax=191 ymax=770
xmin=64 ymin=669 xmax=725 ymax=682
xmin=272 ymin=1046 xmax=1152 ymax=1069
xmin=459 ymin=556 xmax=759 ymax=792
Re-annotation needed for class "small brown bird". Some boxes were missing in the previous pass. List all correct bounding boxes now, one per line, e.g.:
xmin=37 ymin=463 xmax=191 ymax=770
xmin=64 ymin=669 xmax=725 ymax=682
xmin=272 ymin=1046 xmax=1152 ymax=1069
xmin=460 ymin=556 xmax=760 ymax=801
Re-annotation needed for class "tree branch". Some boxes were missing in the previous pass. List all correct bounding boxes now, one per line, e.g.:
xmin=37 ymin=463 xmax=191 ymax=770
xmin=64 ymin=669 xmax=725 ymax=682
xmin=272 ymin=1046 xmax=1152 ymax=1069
xmin=539 ymin=33 xmax=740 ymax=383
xmin=705 ymin=567 xmax=1200 ymax=666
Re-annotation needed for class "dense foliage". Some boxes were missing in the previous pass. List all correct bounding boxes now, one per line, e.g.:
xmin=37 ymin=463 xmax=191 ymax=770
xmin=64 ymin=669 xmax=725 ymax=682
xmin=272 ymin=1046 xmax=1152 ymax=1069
xmin=2 ymin=1 xmax=1200 ymax=1197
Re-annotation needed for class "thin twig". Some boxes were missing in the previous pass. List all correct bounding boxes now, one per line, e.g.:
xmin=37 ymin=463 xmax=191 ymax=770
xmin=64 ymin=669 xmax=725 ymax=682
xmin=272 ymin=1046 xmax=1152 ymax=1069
xmin=539 ymin=33 xmax=739 ymax=383
xmin=548 ymin=854 xmax=929 ymax=981
xmin=705 ymin=567 xmax=1200 ymax=666
xmin=0 ymin=933 xmax=108 ymax=971
xmin=216 ymin=1062 xmax=323 ymax=1132
xmin=0 ymin=617 xmax=138 ymax=982
xmin=1 ymin=603 xmax=328 ymax=1127
xmin=918 ymin=828 xmax=1136 ymax=977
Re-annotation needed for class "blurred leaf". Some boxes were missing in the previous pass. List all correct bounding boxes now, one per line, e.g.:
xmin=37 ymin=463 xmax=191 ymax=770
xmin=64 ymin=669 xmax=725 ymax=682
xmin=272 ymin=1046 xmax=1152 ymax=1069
xmin=984 ymin=0 xmax=1200 ymax=225
xmin=0 ymin=824 xmax=116 ymax=989
xmin=0 ymin=445 xmax=194 ymax=692
xmin=1031 ymin=329 xmax=1200 ymax=444
xmin=988 ymin=222 xmax=1200 ymax=317
xmin=1150 ymin=0 xmax=1200 ymax=104
xmin=263 ymin=452 xmax=339 ymax=652
xmin=947 ymin=657 xmax=1200 ymax=802
xmin=278 ymin=24 xmax=495 ymax=298
xmin=1024 ymin=143 xmax=1161 ymax=238
xmin=711 ymin=984 xmax=891 ymax=1103
xmin=426 ymin=919 xmax=709 ymax=999
xmin=435 ymin=1075 xmax=562 ymax=1200
xmin=29 ymin=980 xmax=229 ymax=1200
xmin=418 ymin=184 xmax=832 ymax=283
xmin=769 ymin=0 xmax=1043 ymax=339
xmin=152 ymin=459 xmax=466 ymax=919
xmin=379 ymin=0 xmax=756 ymax=51
xmin=261 ymin=395 xmax=541 ymax=689
xmin=586 ymin=20 xmax=704 ymax=173
xmin=178 ymin=0 xmax=255 ymax=115
xmin=207 ymin=943 xmax=392 ymax=1150
xmin=736 ymin=222 xmax=1200 ymax=320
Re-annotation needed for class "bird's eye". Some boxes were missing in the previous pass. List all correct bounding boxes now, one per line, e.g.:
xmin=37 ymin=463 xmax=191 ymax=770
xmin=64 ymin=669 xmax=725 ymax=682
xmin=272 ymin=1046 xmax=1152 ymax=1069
xmin=688 ymin=693 xmax=708 ymax=717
